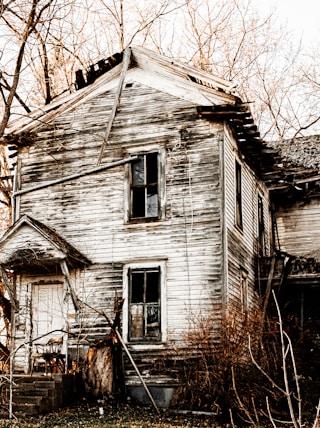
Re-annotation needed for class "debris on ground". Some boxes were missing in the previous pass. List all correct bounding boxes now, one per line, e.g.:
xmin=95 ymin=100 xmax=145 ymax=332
xmin=0 ymin=399 xmax=218 ymax=427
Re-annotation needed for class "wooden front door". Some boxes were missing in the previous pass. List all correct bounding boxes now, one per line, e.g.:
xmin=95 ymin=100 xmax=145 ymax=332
xmin=32 ymin=282 xmax=65 ymax=343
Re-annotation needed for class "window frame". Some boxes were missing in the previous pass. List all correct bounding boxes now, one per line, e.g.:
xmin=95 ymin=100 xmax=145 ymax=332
xmin=128 ymin=266 xmax=161 ymax=342
xmin=235 ymin=159 xmax=243 ymax=229
xmin=257 ymin=193 xmax=266 ymax=256
xmin=125 ymin=147 xmax=166 ymax=223
xmin=123 ymin=260 xmax=167 ymax=344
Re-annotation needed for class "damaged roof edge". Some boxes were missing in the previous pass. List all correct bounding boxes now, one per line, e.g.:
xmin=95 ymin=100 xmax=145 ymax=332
xmin=3 ymin=46 xmax=239 ymax=136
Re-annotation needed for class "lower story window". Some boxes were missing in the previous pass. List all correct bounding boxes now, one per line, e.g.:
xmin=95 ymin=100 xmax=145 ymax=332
xmin=129 ymin=267 xmax=161 ymax=342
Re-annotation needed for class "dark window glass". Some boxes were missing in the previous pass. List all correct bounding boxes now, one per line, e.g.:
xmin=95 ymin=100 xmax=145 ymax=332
xmin=132 ymin=188 xmax=146 ymax=218
xmin=258 ymin=194 xmax=265 ymax=255
xmin=131 ymin=272 xmax=144 ymax=303
xmin=146 ymin=271 xmax=159 ymax=302
xmin=235 ymin=160 xmax=243 ymax=229
xmin=130 ymin=153 xmax=159 ymax=220
xmin=146 ymin=153 xmax=158 ymax=184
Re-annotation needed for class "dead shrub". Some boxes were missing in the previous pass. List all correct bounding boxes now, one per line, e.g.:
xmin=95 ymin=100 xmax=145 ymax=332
xmin=170 ymin=306 xmax=299 ymax=425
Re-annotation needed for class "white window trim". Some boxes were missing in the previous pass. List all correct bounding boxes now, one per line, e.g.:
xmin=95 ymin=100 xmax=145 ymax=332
xmin=123 ymin=260 xmax=167 ymax=345
xmin=124 ymin=146 xmax=166 ymax=223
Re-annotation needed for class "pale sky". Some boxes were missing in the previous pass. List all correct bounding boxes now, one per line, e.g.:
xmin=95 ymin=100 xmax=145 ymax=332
xmin=254 ymin=0 xmax=320 ymax=45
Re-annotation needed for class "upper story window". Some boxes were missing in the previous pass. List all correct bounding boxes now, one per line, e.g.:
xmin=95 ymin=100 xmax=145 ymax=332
xmin=128 ymin=150 xmax=164 ymax=221
xmin=235 ymin=160 xmax=243 ymax=229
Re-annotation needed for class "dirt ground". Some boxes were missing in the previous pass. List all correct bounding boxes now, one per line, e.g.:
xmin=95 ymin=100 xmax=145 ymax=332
xmin=0 ymin=400 xmax=219 ymax=427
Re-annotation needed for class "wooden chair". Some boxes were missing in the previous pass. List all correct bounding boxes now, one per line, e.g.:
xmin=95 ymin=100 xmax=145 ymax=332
xmin=31 ymin=336 xmax=65 ymax=375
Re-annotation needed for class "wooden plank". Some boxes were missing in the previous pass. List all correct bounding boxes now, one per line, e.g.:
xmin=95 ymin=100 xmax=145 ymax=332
xmin=96 ymin=47 xmax=132 ymax=166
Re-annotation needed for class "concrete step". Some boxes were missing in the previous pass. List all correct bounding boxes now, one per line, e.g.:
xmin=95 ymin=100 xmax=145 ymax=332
xmin=0 ymin=374 xmax=76 ymax=416
xmin=13 ymin=402 xmax=40 ymax=415
xmin=15 ymin=386 xmax=54 ymax=397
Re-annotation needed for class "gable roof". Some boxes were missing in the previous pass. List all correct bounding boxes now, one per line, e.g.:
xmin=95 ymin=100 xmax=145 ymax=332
xmin=3 ymin=46 xmax=282 ymax=184
xmin=4 ymin=46 xmax=239 ymax=136
xmin=0 ymin=214 xmax=90 ymax=271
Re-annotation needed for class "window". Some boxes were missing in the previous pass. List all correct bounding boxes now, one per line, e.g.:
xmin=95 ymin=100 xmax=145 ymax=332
xmin=235 ymin=160 xmax=243 ymax=229
xmin=130 ymin=153 xmax=159 ymax=220
xmin=258 ymin=194 xmax=265 ymax=256
xmin=128 ymin=267 xmax=161 ymax=342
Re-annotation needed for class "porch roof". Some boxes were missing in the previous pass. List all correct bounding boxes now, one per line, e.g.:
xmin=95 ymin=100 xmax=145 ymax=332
xmin=0 ymin=214 xmax=90 ymax=271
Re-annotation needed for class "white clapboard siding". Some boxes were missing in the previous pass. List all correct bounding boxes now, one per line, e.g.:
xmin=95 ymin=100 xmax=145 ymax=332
xmin=223 ymin=125 xmax=271 ymax=312
xmin=16 ymin=83 xmax=225 ymax=353
xmin=9 ymin=47 xmax=269 ymax=375
xmin=276 ymin=199 xmax=320 ymax=256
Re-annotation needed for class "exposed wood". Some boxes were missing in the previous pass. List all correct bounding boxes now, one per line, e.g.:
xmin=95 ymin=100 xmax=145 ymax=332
xmin=96 ymin=47 xmax=132 ymax=167
xmin=0 ymin=47 xmax=274 ymax=390
xmin=115 ymin=328 xmax=160 ymax=415
xmin=60 ymin=259 xmax=79 ymax=312
xmin=86 ymin=346 xmax=113 ymax=397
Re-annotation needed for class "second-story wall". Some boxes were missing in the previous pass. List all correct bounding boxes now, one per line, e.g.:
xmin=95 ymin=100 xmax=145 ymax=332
xmin=15 ymin=82 xmax=226 ymax=350
xmin=223 ymin=124 xmax=272 ymax=315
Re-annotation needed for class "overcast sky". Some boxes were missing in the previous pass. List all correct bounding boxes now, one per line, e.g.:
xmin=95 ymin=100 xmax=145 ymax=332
xmin=254 ymin=0 xmax=320 ymax=45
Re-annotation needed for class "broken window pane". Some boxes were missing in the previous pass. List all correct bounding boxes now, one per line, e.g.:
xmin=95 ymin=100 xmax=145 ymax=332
xmin=146 ymin=153 xmax=158 ymax=184
xmin=129 ymin=267 xmax=161 ymax=341
xmin=130 ymin=304 xmax=144 ymax=339
xmin=146 ymin=305 xmax=160 ymax=337
xmin=132 ymin=156 xmax=145 ymax=186
xmin=235 ymin=160 xmax=243 ymax=229
xmin=147 ymin=186 xmax=158 ymax=217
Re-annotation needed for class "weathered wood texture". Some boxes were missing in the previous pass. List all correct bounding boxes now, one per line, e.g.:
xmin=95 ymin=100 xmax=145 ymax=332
xmin=224 ymin=126 xmax=271 ymax=314
xmin=275 ymin=199 xmax=320 ymax=257
xmin=14 ymin=83 xmax=226 ymax=371
xmin=8 ymin=48 xmax=274 ymax=379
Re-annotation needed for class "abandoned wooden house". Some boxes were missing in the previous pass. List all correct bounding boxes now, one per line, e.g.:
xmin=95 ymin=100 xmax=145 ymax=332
xmin=0 ymin=46 xmax=317 ymax=409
